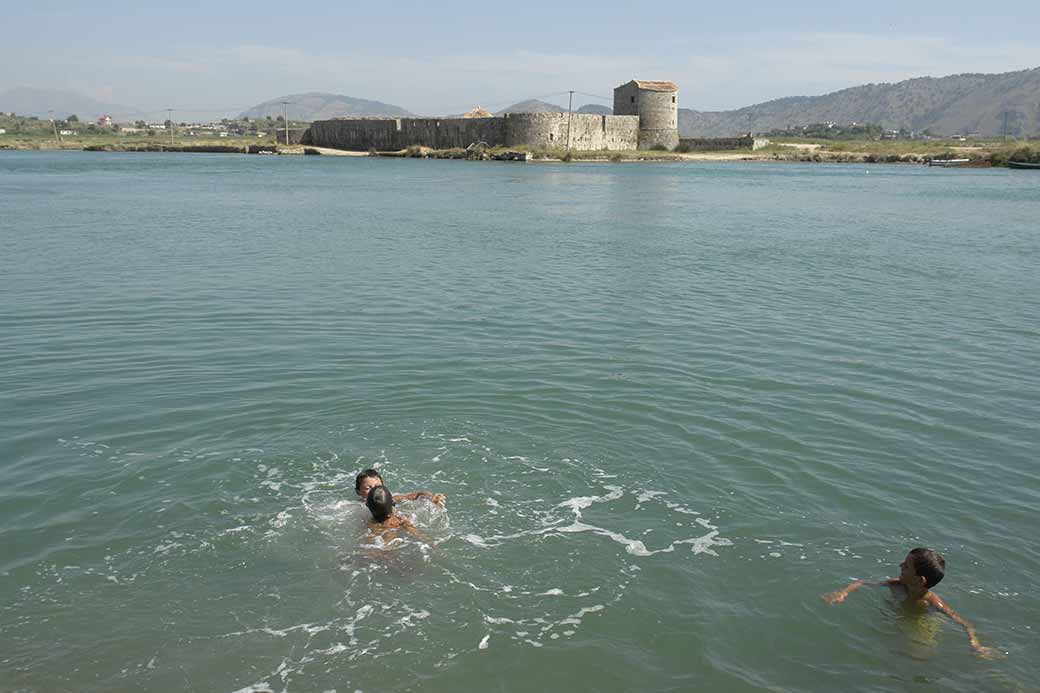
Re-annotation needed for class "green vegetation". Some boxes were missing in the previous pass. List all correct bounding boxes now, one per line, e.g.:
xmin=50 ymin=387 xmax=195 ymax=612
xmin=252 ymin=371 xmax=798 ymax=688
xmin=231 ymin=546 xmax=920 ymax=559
xmin=990 ymin=145 xmax=1040 ymax=166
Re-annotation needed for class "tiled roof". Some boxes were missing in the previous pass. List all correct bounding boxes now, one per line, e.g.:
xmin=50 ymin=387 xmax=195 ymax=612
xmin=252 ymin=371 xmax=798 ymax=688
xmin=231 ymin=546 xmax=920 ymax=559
xmin=632 ymin=80 xmax=678 ymax=92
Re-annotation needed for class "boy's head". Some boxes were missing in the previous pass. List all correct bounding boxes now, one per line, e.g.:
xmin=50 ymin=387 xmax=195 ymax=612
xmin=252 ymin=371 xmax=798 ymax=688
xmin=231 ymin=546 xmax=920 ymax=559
xmin=355 ymin=469 xmax=383 ymax=500
xmin=366 ymin=485 xmax=394 ymax=522
xmin=899 ymin=547 xmax=945 ymax=590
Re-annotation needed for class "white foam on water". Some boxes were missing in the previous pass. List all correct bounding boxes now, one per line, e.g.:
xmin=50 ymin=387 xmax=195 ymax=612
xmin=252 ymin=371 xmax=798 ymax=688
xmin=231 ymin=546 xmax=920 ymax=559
xmin=478 ymin=634 xmax=490 ymax=649
xmin=229 ymin=682 xmax=271 ymax=693
xmin=484 ymin=616 xmax=515 ymax=624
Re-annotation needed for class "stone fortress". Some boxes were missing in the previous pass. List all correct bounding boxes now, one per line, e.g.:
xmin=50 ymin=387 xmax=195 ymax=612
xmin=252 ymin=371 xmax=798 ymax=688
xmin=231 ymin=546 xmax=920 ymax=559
xmin=300 ymin=79 xmax=680 ymax=152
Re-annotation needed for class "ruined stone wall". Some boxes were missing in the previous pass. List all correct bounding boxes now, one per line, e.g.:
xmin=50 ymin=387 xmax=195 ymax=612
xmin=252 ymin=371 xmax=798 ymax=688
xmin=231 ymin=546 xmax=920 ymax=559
xmin=504 ymin=113 xmax=638 ymax=150
xmin=301 ymin=117 xmax=506 ymax=150
xmin=678 ymin=136 xmax=754 ymax=151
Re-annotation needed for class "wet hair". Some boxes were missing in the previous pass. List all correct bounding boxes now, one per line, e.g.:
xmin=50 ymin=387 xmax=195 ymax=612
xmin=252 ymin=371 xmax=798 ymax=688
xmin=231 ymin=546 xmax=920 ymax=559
xmin=355 ymin=468 xmax=383 ymax=494
xmin=366 ymin=485 xmax=394 ymax=522
xmin=908 ymin=547 xmax=946 ymax=588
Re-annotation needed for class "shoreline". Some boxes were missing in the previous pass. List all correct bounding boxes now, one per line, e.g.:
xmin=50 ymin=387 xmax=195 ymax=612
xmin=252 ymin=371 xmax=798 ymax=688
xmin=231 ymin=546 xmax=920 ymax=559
xmin=0 ymin=141 xmax=1028 ymax=166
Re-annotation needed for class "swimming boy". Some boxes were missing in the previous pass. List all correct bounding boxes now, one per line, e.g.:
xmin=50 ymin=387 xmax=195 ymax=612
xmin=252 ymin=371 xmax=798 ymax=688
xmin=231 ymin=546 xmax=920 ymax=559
xmin=823 ymin=547 xmax=1000 ymax=658
xmin=364 ymin=485 xmax=430 ymax=545
xmin=355 ymin=468 xmax=446 ymax=508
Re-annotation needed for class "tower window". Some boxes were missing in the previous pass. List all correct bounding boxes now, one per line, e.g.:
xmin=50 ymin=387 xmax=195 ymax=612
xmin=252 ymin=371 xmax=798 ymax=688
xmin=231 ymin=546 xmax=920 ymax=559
xmin=630 ymin=96 xmax=635 ymax=104
xmin=672 ymin=96 xmax=676 ymax=103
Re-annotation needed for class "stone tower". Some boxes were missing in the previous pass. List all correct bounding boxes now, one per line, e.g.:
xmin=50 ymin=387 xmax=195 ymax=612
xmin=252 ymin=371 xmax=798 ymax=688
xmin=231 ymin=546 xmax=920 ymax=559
xmin=613 ymin=80 xmax=679 ymax=150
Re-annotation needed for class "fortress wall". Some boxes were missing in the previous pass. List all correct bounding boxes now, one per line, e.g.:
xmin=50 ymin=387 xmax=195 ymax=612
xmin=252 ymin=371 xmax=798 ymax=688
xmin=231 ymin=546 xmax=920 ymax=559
xmin=399 ymin=118 xmax=506 ymax=149
xmin=301 ymin=119 xmax=400 ymax=150
xmin=505 ymin=113 xmax=639 ymax=150
xmin=302 ymin=117 xmax=506 ymax=150
xmin=300 ymin=114 xmax=641 ymax=152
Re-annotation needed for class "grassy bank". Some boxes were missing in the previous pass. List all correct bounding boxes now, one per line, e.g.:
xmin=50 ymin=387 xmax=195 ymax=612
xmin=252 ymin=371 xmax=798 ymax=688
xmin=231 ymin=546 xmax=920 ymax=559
xmin=0 ymin=130 xmax=278 ymax=152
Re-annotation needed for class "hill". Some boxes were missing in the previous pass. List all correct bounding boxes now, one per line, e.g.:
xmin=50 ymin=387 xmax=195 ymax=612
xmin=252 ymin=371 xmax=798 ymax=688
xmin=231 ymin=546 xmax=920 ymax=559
xmin=240 ymin=93 xmax=413 ymax=121
xmin=679 ymin=67 xmax=1040 ymax=137
xmin=0 ymin=87 xmax=147 ymax=122
xmin=495 ymin=100 xmax=612 ymax=115
xmin=495 ymin=99 xmax=565 ymax=115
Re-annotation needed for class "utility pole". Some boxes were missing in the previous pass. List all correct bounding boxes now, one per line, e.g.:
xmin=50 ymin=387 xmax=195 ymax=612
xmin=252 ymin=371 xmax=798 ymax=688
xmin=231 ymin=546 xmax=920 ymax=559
xmin=48 ymin=110 xmax=61 ymax=147
xmin=748 ymin=113 xmax=754 ymax=136
xmin=566 ymin=90 xmax=574 ymax=151
xmin=281 ymin=101 xmax=290 ymax=145
xmin=167 ymin=108 xmax=175 ymax=148
xmin=1003 ymin=110 xmax=1009 ymax=142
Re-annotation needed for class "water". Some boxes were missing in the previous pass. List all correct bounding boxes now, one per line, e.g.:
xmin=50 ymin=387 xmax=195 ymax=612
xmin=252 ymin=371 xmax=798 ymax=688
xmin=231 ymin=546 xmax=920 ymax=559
xmin=1 ymin=151 xmax=1038 ymax=692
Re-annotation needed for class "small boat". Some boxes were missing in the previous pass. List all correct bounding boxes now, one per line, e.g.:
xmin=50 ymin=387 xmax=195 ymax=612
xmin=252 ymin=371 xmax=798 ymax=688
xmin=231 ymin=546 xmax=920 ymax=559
xmin=1008 ymin=161 xmax=1040 ymax=170
xmin=928 ymin=158 xmax=972 ymax=167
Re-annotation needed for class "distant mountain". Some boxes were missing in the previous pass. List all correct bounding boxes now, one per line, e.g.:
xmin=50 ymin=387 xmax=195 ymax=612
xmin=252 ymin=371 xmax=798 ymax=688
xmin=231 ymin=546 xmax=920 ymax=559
xmin=240 ymin=93 xmax=413 ymax=121
xmin=495 ymin=99 xmax=565 ymax=115
xmin=680 ymin=67 xmax=1040 ymax=137
xmin=495 ymin=100 xmax=612 ymax=115
xmin=0 ymin=87 xmax=146 ymax=122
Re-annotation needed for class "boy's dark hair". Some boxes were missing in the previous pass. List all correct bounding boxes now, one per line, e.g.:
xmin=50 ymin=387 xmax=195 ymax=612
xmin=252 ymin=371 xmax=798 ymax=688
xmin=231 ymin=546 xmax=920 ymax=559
xmin=909 ymin=547 xmax=946 ymax=588
xmin=355 ymin=468 xmax=383 ymax=493
xmin=366 ymin=485 xmax=394 ymax=522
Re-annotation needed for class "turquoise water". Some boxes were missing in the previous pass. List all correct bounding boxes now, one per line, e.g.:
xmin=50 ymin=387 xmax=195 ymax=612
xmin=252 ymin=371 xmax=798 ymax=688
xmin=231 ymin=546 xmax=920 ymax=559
xmin=1 ymin=151 xmax=1038 ymax=692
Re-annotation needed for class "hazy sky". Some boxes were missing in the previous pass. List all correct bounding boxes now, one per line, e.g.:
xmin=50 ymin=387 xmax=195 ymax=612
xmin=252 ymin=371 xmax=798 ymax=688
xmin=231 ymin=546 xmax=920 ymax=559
xmin=3 ymin=0 xmax=1038 ymax=118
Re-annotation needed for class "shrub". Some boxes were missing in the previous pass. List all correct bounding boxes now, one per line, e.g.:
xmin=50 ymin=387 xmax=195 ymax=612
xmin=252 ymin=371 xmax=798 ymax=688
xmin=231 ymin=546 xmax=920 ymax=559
xmin=673 ymin=142 xmax=691 ymax=153
xmin=650 ymin=143 xmax=669 ymax=151
xmin=561 ymin=150 xmax=573 ymax=162
xmin=1010 ymin=146 xmax=1040 ymax=163
xmin=609 ymin=152 xmax=623 ymax=163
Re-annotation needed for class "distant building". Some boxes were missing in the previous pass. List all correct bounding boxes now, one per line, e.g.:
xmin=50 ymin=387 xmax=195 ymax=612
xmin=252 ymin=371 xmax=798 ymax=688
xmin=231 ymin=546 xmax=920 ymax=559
xmin=120 ymin=126 xmax=144 ymax=134
xmin=97 ymin=115 xmax=113 ymax=126
xmin=612 ymin=80 xmax=679 ymax=150
xmin=0 ymin=128 xmax=6 ymax=135
xmin=59 ymin=129 xmax=78 ymax=136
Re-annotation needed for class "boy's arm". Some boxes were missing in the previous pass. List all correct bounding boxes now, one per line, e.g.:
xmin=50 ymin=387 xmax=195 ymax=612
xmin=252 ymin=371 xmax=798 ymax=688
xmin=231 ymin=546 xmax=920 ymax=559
xmin=393 ymin=491 xmax=446 ymax=508
xmin=401 ymin=518 xmax=432 ymax=545
xmin=822 ymin=579 xmax=896 ymax=604
xmin=927 ymin=593 xmax=1002 ymax=659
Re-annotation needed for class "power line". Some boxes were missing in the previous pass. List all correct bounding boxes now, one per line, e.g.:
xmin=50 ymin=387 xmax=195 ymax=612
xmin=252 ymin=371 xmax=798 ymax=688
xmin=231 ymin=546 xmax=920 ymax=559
xmin=574 ymin=91 xmax=612 ymax=102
